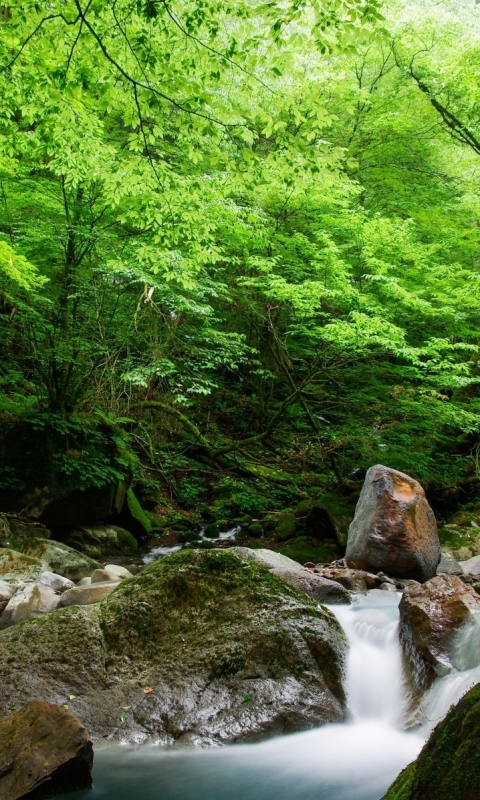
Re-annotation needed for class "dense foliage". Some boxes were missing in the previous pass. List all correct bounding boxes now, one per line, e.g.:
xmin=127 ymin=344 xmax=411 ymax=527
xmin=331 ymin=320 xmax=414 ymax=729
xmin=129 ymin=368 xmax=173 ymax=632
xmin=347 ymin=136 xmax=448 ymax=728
xmin=1 ymin=0 xmax=480 ymax=514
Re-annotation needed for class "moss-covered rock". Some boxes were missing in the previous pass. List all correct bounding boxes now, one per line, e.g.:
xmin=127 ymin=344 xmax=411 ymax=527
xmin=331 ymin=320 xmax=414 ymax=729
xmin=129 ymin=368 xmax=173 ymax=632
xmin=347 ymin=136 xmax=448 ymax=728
xmin=439 ymin=524 xmax=480 ymax=561
xmin=0 ymin=549 xmax=347 ymax=745
xmin=17 ymin=539 xmax=101 ymax=582
xmin=118 ymin=488 xmax=152 ymax=538
xmin=382 ymin=683 xmax=480 ymax=800
xmin=275 ymin=512 xmax=297 ymax=542
xmin=279 ymin=538 xmax=338 ymax=566
xmin=248 ymin=522 xmax=263 ymax=538
xmin=0 ymin=548 xmax=45 ymax=583
xmin=295 ymin=494 xmax=353 ymax=547
xmin=61 ymin=525 xmax=139 ymax=560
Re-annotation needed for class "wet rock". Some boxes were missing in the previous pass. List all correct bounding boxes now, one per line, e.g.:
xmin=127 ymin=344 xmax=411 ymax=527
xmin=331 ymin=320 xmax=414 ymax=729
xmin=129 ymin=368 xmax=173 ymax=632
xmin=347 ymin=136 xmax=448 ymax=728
xmin=92 ymin=564 xmax=133 ymax=583
xmin=379 ymin=583 xmax=398 ymax=592
xmin=232 ymin=547 xmax=303 ymax=571
xmin=381 ymin=683 xmax=480 ymax=800
xmin=0 ymin=700 xmax=93 ymax=800
xmin=0 ymin=583 xmax=61 ymax=629
xmin=18 ymin=539 xmax=101 ymax=582
xmin=346 ymin=465 xmax=441 ymax=582
xmin=460 ymin=554 xmax=480 ymax=578
xmin=60 ymin=582 xmax=117 ymax=607
xmin=61 ymin=525 xmax=139 ymax=560
xmin=437 ymin=552 xmax=464 ymax=576
xmin=399 ymin=574 xmax=480 ymax=695
xmin=0 ymin=550 xmax=347 ymax=745
xmin=37 ymin=571 xmax=76 ymax=593
xmin=270 ymin=568 xmax=351 ymax=604
xmin=0 ymin=548 xmax=44 ymax=583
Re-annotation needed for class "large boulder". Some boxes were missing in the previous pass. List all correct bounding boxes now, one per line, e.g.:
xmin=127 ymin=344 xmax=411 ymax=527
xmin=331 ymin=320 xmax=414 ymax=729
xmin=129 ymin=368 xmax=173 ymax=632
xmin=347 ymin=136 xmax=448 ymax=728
xmin=17 ymin=538 xmax=101 ymax=582
xmin=0 ymin=549 xmax=347 ymax=745
xmin=399 ymin=574 xmax=480 ymax=695
xmin=61 ymin=524 xmax=139 ymax=559
xmin=346 ymin=465 xmax=441 ymax=582
xmin=382 ymin=683 xmax=480 ymax=800
xmin=0 ymin=700 xmax=93 ymax=800
xmin=0 ymin=514 xmax=51 ymax=550
xmin=231 ymin=547 xmax=303 ymax=571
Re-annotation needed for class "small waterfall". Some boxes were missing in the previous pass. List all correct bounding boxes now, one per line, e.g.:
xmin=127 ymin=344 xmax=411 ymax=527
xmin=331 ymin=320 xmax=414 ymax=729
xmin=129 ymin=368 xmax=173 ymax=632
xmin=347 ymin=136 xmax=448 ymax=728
xmin=60 ymin=591 xmax=480 ymax=800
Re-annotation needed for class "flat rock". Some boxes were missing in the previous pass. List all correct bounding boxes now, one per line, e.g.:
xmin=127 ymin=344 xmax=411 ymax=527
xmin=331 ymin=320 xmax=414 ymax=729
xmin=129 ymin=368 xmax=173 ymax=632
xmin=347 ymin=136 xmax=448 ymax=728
xmin=231 ymin=547 xmax=303 ymax=572
xmin=37 ymin=571 xmax=76 ymax=593
xmin=60 ymin=582 xmax=117 ymax=607
xmin=460 ymin=554 xmax=480 ymax=578
xmin=19 ymin=538 xmax=101 ymax=582
xmin=0 ymin=583 xmax=61 ymax=629
xmin=270 ymin=568 xmax=351 ymax=604
xmin=91 ymin=565 xmax=132 ymax=583
xmin=346 ymin=465 xmax=441 ymax=582
xmin=0 ymin=700 xmax=93 ymax=800
xmin=437 ymin=552 xmax=464 ymax=576
xmin=399 ymin=574 xmax=480 ymax=696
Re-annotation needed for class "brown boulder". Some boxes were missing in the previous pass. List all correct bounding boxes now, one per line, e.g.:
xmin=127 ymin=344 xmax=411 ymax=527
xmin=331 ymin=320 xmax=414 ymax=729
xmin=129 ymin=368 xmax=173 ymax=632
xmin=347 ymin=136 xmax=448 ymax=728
xmin=346 ymin=465 xmax=440 ymax=582
xmin=0 ymin=700 xmax=93 ymax=800
xmin=399 ymin=574 xmax=480 ymax=695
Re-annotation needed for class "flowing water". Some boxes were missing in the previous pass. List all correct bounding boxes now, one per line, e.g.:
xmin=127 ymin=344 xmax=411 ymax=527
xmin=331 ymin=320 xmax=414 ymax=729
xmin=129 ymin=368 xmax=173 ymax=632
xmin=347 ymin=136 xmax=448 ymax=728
xmin=61 ymin=591 xmax=480 ymax=800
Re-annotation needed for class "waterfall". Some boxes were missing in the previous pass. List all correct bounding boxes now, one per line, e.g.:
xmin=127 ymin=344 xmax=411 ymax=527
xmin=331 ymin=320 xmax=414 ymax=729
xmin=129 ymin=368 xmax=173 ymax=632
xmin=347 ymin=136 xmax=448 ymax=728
xmin=60 ymin=591 xmax=480 ymax=800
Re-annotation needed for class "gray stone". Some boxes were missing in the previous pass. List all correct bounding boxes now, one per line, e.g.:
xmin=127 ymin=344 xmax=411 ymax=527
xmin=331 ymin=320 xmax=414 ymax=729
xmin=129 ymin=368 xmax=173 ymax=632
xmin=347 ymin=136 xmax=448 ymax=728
xmin=346 ymin=465 xmax=441 ymax=582
xmin=0 ymin=582 xmax=61 ymax=629
xmin=270 ymin=568 xmax=351 ymax=604
xmin=60 ymin=582 xmax=117 ymax=607
xmin=78 ymin=577 xmax=92 ymax=586
xmin=37 ymin=571 xmax=76 ymax=593
xmin=437 ymin=552 xmax=464 ymax=576
xmin=232 ymin=546 xmax=303 ymax=572
xmin=380 ymin=582 xmax=398 ymax=592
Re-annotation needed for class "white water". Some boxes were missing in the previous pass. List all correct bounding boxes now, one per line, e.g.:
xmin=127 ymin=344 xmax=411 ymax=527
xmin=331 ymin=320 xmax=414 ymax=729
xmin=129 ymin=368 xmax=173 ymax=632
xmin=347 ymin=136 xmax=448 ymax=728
xmin=143 ymin=528 xmax=242 ymax=563
xmin=61 ymin=591 xmax=480 ymax=800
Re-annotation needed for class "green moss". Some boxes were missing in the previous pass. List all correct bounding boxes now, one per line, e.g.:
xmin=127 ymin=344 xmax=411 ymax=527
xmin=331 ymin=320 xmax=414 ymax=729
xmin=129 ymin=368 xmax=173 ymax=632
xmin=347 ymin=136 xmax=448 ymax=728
xmin=248 ymin=522 xmax=263 ymax=538
xmin=275 ymin=512 xmax=297 ymax=542
xmin=438 ymin=525 xmax=480 ymax=560
xmin=382 ymin=684 xmax=480 ymax=800
xmin=126 ymin=488 xmax=152 ymax=535
xmin=278 ymin=539 xmax=337 ymax=565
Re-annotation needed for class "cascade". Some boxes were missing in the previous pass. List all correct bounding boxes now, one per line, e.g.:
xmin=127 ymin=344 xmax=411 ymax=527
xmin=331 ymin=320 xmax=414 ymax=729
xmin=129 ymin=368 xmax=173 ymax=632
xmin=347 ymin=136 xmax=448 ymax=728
xmin=60 ymin=592 xmax=480 ymax=800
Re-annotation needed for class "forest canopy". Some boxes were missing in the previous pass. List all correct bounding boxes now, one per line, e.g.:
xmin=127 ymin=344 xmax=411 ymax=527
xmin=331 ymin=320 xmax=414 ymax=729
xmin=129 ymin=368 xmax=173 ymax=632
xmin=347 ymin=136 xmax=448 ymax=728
xmin=1 ymin=0 xmax=480 ymax=515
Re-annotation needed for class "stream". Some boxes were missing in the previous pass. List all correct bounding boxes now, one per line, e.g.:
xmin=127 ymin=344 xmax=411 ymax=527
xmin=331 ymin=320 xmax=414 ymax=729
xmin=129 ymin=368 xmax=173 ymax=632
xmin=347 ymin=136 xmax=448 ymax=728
xmin=60 ymin=591 xmax=480 ymax=800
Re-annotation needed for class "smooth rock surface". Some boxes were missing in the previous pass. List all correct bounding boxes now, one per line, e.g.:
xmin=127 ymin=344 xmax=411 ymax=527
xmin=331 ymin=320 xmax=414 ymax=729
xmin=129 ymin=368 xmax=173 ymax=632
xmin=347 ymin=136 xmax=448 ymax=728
xmin=270 ymin=568 xmax=351 ymax=604
xmin=60 ymin=582 xmax=117 ymax=607
xmin=399 ymin=574 xmax=480 ymax=694
xmin=91 ymin=565 xmax=132 ymax=583
xmin=38 ymin=571 xmax=76 ymax=593
xmin=0 ymin=583 xmax=61 ymax=629
xmin=0 ymin=700 xmax=93 ymax=800
xmin=0 ymin=550 xmax=347 ymax=745
xmin=346 ymin=465 xmax=441 ymax=582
